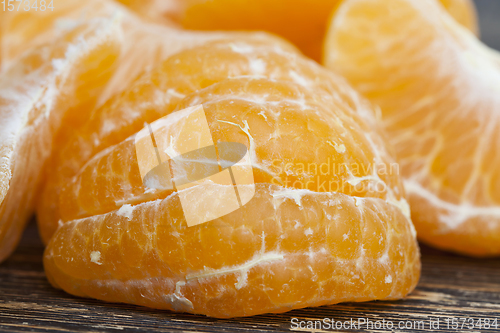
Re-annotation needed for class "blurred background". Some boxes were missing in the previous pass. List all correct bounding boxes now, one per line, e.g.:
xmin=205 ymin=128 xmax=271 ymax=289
xmin=475 ymin=0 xmax=500 ymax=50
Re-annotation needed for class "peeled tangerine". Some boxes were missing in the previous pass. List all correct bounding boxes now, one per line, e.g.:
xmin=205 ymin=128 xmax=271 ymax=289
xmin=325 ymin=0 xmax=500 ymax=256
xmin=39 ymin=19 xmax=420 ymax=318
xmin=116 ymin=0 xmax=478 ymax=62
xmin=1 ymin=0 xmax=419 ymax=318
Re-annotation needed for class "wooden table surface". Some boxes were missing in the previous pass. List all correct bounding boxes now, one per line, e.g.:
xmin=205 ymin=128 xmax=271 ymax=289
xmin=0 ymin=221 xmax=499 ymax=333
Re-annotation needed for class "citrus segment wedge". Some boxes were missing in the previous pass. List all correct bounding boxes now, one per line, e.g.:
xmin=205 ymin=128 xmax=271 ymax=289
xmin=0 ymin=17 xmax=121 ymax=262
xmin=324 ymin=0 xmax=500 ymax=256
xmin=46 ymin=186 xmax=419 ymax=318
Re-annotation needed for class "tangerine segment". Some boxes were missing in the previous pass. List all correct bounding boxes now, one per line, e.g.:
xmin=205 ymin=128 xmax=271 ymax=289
xmin=117 ymin=0 xmax=478 ymax=62
xmin=324 ymin=0 xmax=500 ymax=256
xmin=0 ymin=18 xmax=122 ymax=263
xmin=37 ymin=37 xmax=382 ymax=243
xmin=45 ymin=184 xmax=420 ymax=318
xmin=58 ymin=77 xmax=404 ymax=223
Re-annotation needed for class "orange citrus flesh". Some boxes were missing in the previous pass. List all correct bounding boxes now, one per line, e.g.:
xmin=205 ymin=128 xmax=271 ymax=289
xmin=42 ymin=36 xmax=420 ymax=316
xmin=36 ymin=36 xmax=300 ymax=244
xmin=0 ymin=0 xmax=421 ymax=317
xmin=0 ymin=0 xmax=121 ymax=72
xmin=324 ymin=0 xmax=500 ymax=256
xmin=58 ymin=76 xmax=396 ymax=222
xmin=0 ymin=17 xmax=121 ymax=262
xmin=46 ymin=185 xmax=419 ymax=318
xmin=116 ymin=0 xmax=478 ymax=62
xmin=112 ymin=0 xmax=181 ymax=26
xmin=0 ymin=0 xmax=274 ymax=262
xmin=440 ymin=0 xmax=479 ymax=35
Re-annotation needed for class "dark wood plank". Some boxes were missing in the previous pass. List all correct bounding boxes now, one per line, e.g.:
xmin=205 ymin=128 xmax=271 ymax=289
xmin=0 ymin=221 xmax=499 ymax=333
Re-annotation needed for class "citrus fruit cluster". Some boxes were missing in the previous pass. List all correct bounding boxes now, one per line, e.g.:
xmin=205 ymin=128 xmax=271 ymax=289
xmin=0 ymin=0 xmax=495 ymax=318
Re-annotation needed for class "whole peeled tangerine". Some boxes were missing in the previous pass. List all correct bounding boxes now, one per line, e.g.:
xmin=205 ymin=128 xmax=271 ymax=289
xmin=43 ymin=39 xmax=420 ymax=318
xmin=0 ymin=0 xmax=420 ymax=318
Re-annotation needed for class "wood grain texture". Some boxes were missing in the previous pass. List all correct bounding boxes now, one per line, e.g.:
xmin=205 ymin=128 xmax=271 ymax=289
xmin=0 ymin=221 xmax=499 ymax=333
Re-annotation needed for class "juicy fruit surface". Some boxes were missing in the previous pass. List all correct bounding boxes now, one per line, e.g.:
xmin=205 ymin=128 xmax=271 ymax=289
xmin=0 ymin=0 xmax=125 ymax=72
xmin=46 ymin=184 xmax=419 ymax=318
xmin=440 ymin=0 xmax=479 ymax=35
xmin=325 ymin=0 xmax=500 ymax=256
xmin=35 ymin=36 xmax=302 ymax=243
xmin=116 ymin=0 xmax=478 ymax=62
xmin=0 ymin=14 xmax=122 ymax=262
xmin=174 ymin=0 xmax=336 ymax=62
xmin=1 ymin=0 xmax=421 ymax=317
xmin=42 ymin=35 xmax=420 ymax=316
xmin=0 ymin=0 xmax=261 ymax=261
